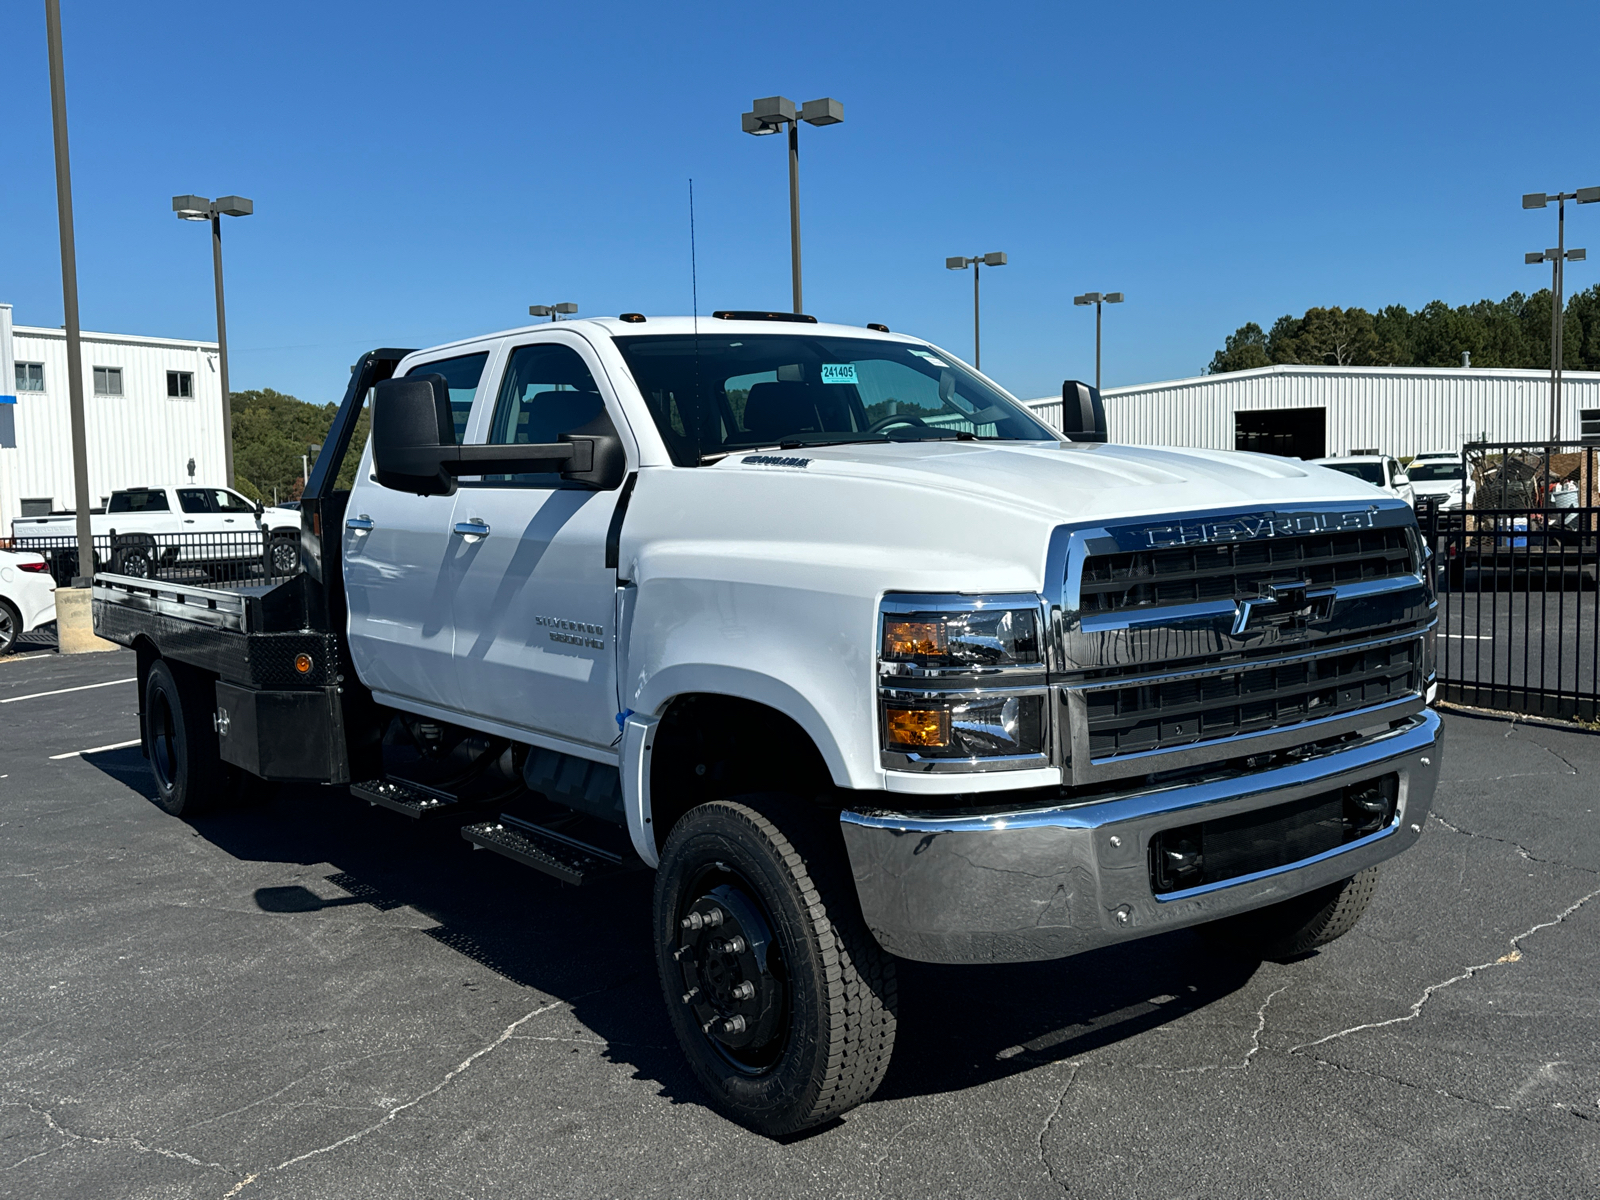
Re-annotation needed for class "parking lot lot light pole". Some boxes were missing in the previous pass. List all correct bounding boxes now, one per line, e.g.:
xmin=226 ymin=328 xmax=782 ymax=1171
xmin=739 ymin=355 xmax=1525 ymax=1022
xmin=529 ymin=303 xmax=578 ymax=322
xmin=741 ymin=96 xmax=844 ymax=315
xmin=174 ymin=194 xmax=253 ymax=486
xmin=945 ymin=253 xmax=1007 ymax=371
xmin=1073 ymin=291 xmax=1124 ymax=391
xmin=1523 ymin=188 xmax=1598 ymax=442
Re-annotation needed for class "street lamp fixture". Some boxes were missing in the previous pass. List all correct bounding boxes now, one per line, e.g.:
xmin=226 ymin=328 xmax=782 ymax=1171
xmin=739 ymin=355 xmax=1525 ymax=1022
xmin=1073 ymin=291 xmax=1125 ymax=390
xmin=741 ymin=95 xmax=844 ymax=315
xmin=173 ymin=193 xmax=254 ymax=486
xmin=945 ymin=252 xmax=1007 ymax=371
xmin=1522 ymin=188 xmax=1597 ymax=442
xmin=529 ymin=303 xmax=578 ymax=321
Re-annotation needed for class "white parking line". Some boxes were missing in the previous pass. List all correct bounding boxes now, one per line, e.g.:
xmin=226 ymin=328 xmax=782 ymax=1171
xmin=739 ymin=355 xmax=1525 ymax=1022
xmin=49 ymin=738 xmax=141 ymax=760
xmin=1441 ymin=634 xmax=1491 ymax=640
xmin=1 ymin=678 xmax=136 ymax=704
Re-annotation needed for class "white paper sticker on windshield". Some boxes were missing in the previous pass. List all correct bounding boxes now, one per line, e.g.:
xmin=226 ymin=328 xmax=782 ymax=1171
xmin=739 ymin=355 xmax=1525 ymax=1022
xmin=907 ymin=348 xmax=949 ymax=368
xmin=820 ymin=363 xmax=859 ymax=385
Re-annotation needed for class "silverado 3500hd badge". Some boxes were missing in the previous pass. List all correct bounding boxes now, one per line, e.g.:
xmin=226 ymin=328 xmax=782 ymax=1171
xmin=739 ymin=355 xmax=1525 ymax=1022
xmin=536 ymin=615 xmax=605 ymax=650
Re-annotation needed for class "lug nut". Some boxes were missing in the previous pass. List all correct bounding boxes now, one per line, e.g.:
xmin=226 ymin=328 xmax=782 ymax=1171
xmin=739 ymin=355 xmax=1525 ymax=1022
xmin=731 ymin=981 xmax=755 ymax=1000
xmin=681 ymin=912 xmax=704 ymax=931
xmin=722 ymin=1015 xmax=747 ymax=1034
xmin=703 ymin=907 xmax=724 ymax=927
xmin=721 ymin=935 xmax=747 ymax=955
xmin=681 ymin=987 xmax=699 ymax=1004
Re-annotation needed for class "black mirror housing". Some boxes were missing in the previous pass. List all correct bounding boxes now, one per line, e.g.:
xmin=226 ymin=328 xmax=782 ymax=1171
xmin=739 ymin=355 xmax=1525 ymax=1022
xmin=372 ymin=374 xmax=457 ymax=496
xmin=1061 ymin=379 xmax=1108 ymax=443
xmin=561 ymin=410 xmax=627 ymax=490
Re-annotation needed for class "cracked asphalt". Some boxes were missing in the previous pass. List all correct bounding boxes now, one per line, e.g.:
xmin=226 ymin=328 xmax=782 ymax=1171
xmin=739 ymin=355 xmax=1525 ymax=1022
xmin=2 ymin=647 xmax=1597 ymax=1199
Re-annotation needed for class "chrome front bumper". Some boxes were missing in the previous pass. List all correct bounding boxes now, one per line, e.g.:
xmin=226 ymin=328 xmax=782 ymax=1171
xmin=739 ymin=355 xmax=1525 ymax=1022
xmin=840 ymin=710 xmax=1442 ymax=964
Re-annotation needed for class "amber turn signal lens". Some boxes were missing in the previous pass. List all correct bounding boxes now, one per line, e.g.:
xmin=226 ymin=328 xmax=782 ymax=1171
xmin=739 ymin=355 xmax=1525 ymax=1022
xmin=293 ymin=653 xmax=314 ymax=675
xmin=883 ymin=619 xmax=946 ymax=659
xmin=885 ymin=706 xmax=950 ymax=748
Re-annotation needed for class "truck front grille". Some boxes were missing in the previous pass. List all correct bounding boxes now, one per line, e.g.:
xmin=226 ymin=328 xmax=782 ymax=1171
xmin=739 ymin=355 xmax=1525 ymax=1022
xmin=1079 ymin=527 xmax=1414 ymax=615
xmin=1083 ymin=637 xmax=1421 ymax=760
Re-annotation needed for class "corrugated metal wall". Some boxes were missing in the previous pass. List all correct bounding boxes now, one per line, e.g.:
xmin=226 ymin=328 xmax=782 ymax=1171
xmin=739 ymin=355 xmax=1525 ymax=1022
xmin=1024 ymin=365 xmax=1600 ymax=455
xmin=1 ymin=319 xmax=227 ymax=530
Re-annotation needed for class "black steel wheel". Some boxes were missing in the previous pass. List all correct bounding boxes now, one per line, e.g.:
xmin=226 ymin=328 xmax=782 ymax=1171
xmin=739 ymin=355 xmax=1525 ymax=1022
xmin=269 ymin=535 xmax=299 ymax=576
xmin=0 ymin=599 xmax=20 ymax=655
xmin=654 ymin=796 xmax=897 ymax=1136
xmin=1200 ymin=867 xmax=1380 ymax=961
xmin=143 ymin=660 xmax=225 ymax=818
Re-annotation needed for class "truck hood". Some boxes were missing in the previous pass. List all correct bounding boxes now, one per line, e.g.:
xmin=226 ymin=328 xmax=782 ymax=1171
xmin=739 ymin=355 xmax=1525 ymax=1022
xmin=715 ymin=439 xmax=1390 ymax=523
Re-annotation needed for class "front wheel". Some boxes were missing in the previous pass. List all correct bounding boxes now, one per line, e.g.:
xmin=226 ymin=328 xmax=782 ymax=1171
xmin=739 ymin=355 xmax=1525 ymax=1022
xmin=1200 ymin=867 xmax=1380 ymax=961
xmin=0 ymin=599 xmax=20 ymax=655
xmin=268 ymin=535 xmax=299 ymax=576
xmin=654 ymin=797 xmax=897 ymax=1136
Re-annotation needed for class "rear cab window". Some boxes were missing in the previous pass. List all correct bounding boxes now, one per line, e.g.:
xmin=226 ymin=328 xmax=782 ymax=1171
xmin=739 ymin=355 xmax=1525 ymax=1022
xmin=108 ymin=489 xmax=170 ymax=513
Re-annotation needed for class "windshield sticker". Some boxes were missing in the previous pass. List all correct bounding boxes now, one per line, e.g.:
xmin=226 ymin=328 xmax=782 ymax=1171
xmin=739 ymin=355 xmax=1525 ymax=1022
xmin=907 ymin=348 xmax=950 ymax=368
xmin=820 ymin=363 xmax=859 ymax=385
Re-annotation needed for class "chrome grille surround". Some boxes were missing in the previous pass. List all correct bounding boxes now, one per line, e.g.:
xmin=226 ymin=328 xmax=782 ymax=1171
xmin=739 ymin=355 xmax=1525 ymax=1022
xmin=1045 ymin=500 xmax=1436 ymax=786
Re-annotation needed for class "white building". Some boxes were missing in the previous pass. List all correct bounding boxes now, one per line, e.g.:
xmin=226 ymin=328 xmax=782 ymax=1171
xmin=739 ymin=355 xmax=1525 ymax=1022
xmin=1 ymin=302 xmax=229 ymax=529
xmin=1025 ymin=363 xmax=1600 ymax=458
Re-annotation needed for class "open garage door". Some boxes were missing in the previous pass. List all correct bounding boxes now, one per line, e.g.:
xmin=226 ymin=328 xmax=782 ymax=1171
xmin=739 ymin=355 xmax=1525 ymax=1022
xmin=1234 ymin=408 xmax=1325 ymax=459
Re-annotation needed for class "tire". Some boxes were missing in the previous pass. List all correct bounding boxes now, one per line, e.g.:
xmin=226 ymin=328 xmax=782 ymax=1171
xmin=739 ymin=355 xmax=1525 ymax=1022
xmin=111 ymin=535 xmax=157 ymax=579
xmin=268 ymin=534 xmax=299 ymax=577
xmin=654 ymin=796 xmax=897 ymax=1136
xmin=142 ymin=660 xmax=225 ymax=818
xmin=0 ymin=599 xmax=20 ymax=655
xmin=1200 ymin=867 xmax=1380 ymax=961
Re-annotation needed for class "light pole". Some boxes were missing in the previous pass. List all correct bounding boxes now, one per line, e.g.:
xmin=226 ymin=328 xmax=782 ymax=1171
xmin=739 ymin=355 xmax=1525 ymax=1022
xmin=174 ymin=194 xmax=252 ymax=486
xmin=1073 ymin=291 xmax=1124 ymax=391
xmin=1523 ymin=189 xmax=1597 ymax=443
xmin=529 ymin=303 xmax=578 ymax=322
xmin=945 ymin=253 xmax=1007 ymax=371
xmin=741 ymin=96 xmax=844 ymax=315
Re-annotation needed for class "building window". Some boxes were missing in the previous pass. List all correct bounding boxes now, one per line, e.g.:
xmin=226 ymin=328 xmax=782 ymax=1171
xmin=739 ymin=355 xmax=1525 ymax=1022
xmin=167 ymin=371 xmax=193 ymax=398
xmin=1582 ymin=409 xmax=1600 ymax=444
xmin=15 ymin=363 xmax=45 ymax=392
xmin=93 ymin=366 xmax=123 ymax=396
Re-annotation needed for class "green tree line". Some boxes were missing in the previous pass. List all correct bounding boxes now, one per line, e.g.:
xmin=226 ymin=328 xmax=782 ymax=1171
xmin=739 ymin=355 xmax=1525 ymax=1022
xmin=1208 ymin=284 xmax=1600 ymax=375
xmin=230 ymin=389 xmax=370 ymax=503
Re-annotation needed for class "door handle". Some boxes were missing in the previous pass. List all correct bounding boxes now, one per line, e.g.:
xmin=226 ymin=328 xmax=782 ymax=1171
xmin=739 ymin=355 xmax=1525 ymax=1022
xmin=346 ymin=515 xmax=375 ymax=531
xmin=453 ymin=519 xmax=491 ymax=538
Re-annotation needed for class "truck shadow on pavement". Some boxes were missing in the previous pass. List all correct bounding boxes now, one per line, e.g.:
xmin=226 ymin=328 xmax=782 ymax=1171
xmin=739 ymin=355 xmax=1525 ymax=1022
xmin=93 ymin=765 xmax=1263 ymax=1124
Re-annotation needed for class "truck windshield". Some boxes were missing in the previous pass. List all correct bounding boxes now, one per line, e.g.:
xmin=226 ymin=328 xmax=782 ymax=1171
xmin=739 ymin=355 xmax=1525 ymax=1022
xmin=612 ymin=334 xmax=1056 ymax=465
xmin=1321 ymin=461 xmax=1386 ymax=486
xmin=1407 ymin=462 xmax=1464 ymax=482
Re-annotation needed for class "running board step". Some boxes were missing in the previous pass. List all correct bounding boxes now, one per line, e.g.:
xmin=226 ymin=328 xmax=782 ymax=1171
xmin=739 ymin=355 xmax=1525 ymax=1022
xmin=462 ymin=814 xmax=634 ymax=886
xmin=353 ymin=777 xmax=482 ymax=819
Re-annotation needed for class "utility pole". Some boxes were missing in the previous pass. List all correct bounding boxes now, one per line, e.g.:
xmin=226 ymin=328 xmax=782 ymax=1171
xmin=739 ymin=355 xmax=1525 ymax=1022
xmin=44 ymin=0 xmax=110 ymax=650
xmin=1523 ymin=188 xmax=1597 ymax=442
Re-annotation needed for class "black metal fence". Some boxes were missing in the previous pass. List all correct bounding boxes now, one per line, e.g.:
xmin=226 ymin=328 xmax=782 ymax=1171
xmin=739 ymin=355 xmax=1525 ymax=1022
xmin=1422 ymin=442 xmax=1599 ymax=722
xmin=6 ymin=529 xmax=303 ymax=590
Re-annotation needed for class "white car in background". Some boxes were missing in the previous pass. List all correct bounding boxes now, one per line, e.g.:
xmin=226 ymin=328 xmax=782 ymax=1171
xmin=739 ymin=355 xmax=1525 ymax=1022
xmin=1405 ymin=456 xmax=1474 ymax=510
xmin=0 ymin=548 xmax=57 ymax=655
xmin=1312 ymin=454 xmax=1416 ymax=507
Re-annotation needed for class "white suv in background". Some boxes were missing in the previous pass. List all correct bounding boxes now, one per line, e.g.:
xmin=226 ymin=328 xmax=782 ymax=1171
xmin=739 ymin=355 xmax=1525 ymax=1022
xmin=1312 ymin=455 xmax=1416 ymax=507
xmin=1405 ymin=455 xmax=1473 ymax=510
xmin=0 ymin=548 xmax=57 ymax=654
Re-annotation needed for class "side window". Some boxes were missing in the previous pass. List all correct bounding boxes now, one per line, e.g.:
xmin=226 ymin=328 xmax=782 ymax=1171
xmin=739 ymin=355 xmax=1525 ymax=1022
xmin=483 ymin=343 xmax=604 ymax=485
xmin=404 ymin=352 xmax=489 ymax=444
xmin=108 ymin=490 xmax=170 ymax=514
xmin=177 ymin=488 xmax=212 ymax=514
xmin=213 ymin=489 xmax=257 ymax=513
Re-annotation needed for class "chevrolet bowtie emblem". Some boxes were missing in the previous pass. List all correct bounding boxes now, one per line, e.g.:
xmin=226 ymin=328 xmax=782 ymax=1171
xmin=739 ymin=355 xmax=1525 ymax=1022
xmin=1232 ymin=581 xmax=1336 ymax=636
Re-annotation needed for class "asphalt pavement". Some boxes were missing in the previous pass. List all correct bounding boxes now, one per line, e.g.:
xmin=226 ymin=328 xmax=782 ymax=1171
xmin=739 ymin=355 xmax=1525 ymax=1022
xmin=2 ymin=647 xmax=1597 ymax=1199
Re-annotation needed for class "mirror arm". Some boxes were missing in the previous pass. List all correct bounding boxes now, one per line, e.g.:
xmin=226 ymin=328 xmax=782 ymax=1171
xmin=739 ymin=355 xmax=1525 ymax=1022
xmin=445 ymin=442 xmax=586 ymax=476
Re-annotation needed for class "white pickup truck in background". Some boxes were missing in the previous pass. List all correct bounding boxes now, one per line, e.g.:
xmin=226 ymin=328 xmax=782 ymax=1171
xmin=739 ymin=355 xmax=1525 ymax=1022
xmin=11 ymin=485 xmax=301 ymax=580
xmin=92 ymin=315 xmax=1443 ymax=1136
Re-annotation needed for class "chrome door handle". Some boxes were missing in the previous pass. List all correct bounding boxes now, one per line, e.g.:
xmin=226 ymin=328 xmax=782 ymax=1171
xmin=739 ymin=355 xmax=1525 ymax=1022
xmin=453 ymin=519 xmax=491 ymax=538
xmin=346 ymin=515 xmax=375 ymax=531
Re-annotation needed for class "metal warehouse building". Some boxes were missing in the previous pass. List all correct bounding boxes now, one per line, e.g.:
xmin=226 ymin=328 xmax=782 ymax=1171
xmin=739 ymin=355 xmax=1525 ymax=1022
xmin=1 ymin=302 xmax=229 ymax=531
xmin=1026 ymin=363 xmax=1600 ymax=457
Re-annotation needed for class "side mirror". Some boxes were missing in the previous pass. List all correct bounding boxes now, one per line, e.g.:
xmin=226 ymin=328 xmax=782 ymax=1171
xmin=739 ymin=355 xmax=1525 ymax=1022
xmin=1060 ymin=379 xmax=1107 ymax=443
xmin=372 ymin=374 xmax=457 ymax=496
xmin=371 ymin=373 xmax=630 ymax=495
xmin=1395 ymin=473 xmax=1411 ymax=487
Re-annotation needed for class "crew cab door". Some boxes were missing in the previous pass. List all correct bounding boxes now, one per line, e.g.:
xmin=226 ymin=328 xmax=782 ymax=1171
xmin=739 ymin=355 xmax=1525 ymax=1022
xmin=447 ymin=334 xmax=628 ymax=752
xmin=343 ymin=350 xmax=490 ymax=713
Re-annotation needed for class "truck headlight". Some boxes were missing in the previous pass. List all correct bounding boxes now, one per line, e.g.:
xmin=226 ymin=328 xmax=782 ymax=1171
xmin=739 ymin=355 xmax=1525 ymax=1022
xmin=881 ymin=606 xmax=1040 ymax=668
xmin=878 ymin=594 xmax=1050 ymax=771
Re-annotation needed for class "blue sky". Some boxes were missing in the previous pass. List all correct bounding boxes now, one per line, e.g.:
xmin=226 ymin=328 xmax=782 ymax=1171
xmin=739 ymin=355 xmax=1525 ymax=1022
xmin=4 ymin=0 xmax=1598 ymax=405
